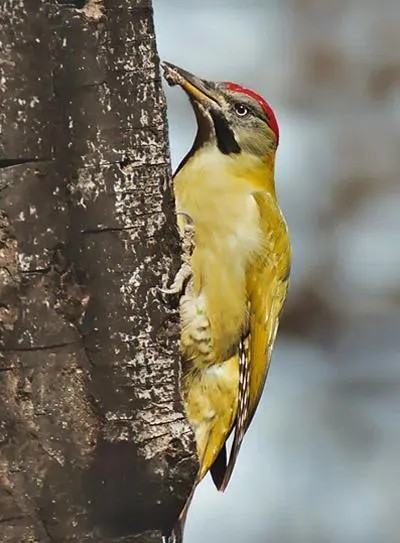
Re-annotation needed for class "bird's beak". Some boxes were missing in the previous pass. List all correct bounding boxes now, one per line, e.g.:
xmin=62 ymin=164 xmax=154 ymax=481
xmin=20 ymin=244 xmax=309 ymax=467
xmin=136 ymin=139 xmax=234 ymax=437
xmin=161 ymin=61 xmax=222 ymax=109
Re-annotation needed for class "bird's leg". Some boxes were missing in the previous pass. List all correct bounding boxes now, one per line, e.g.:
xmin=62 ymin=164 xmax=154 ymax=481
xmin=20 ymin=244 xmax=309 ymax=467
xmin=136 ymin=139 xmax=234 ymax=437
xmin=160 ymin=213 xmax=195 ymax=295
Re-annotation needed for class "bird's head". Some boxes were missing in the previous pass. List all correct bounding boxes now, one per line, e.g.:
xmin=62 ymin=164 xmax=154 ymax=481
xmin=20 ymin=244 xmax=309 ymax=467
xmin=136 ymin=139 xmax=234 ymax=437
xmin=162 ymin=62 xmax=279 ymax=163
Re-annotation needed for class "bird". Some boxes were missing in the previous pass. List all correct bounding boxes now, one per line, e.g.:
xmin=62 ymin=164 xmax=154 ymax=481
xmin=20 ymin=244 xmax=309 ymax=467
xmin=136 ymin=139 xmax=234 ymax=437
xmin=161 ymin=61 xmax=291 ymax=540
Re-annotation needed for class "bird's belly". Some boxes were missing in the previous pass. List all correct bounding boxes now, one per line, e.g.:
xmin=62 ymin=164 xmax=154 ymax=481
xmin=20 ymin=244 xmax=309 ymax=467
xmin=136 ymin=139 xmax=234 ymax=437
xmin=187 ymin=195 xmax=260 ymax=361
xmin=179 ymin=261 xmax=248 ymax=366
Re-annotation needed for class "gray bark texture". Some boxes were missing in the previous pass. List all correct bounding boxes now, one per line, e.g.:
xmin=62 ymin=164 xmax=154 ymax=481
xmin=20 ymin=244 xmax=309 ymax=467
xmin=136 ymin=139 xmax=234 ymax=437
xmin=0 ymin=1 xmax=197 ymax=541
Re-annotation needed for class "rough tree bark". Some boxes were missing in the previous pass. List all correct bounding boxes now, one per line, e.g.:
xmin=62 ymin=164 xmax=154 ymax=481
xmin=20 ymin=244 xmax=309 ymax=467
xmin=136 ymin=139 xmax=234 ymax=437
xmin=0 ymin=1 xmax=197 ymax=541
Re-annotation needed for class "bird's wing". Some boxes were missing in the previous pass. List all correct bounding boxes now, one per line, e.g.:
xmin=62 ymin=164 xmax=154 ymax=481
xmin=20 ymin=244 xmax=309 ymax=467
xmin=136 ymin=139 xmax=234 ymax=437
xmin=219 ymin=191 xmax=290 ymax=490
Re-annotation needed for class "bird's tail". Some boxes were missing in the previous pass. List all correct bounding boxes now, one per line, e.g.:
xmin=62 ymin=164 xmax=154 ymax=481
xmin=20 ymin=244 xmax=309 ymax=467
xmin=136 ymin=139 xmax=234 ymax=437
xmin=162 ymin=517 xmax=184 ymax=543
xmin=162 ymin=485 xmax=195 ymax=543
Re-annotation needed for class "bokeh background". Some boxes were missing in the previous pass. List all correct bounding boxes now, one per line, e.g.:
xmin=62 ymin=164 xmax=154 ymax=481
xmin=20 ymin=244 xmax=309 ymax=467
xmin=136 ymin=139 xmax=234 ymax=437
xmin=153 ymin=1 xmax=400 ymax=542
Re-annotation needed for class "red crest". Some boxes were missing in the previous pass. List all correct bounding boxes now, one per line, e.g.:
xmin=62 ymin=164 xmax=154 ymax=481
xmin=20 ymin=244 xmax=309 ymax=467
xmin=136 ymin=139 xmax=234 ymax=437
xmin=225 ymin=82 xmax=279 ymax=144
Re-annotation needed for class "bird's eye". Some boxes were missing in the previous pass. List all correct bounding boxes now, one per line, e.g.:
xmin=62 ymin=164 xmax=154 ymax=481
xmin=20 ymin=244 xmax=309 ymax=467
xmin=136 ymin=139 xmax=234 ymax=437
xmin=234 ymin=103 xmax=249 ymax=117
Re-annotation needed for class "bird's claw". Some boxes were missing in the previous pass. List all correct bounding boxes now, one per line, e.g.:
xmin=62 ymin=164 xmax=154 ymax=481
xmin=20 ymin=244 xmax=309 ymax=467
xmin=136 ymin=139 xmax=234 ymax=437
xmin=159 ymin=285 xmax=181 ymax=296
xmin=160 ymin=262 xmax=192 ymax=296
xmin=160 ymin=212 xmax=195 ymax=296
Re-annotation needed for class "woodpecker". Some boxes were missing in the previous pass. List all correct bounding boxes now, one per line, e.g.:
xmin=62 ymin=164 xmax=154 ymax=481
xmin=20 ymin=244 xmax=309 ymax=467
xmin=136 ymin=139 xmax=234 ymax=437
xmin=162 ymin=62 xmax=290 ymax=537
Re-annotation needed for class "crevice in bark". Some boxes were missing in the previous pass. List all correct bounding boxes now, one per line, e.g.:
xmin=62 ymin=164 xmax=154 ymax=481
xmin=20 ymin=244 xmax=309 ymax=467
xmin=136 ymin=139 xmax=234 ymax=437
xmin=55 ymin=0 xmax=86 ymax=7
xmin=0 ymin=341 xmax=81 ymax=353
xmin=0 ymin=159 xmax=52 ymax=169
xmin=81 ymin=225 xmax=143 ymax=234
xmin=20 ymin=268 xmax=51 ymax=275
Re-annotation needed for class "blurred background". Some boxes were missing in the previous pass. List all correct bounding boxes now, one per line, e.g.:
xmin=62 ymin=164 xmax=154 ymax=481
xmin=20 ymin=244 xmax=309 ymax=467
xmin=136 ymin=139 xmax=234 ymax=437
xmin=153 ymin=1 xmax=400 ymax=542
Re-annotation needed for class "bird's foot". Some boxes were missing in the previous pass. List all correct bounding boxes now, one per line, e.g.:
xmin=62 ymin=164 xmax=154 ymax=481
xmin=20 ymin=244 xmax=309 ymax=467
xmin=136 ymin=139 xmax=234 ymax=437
xmin=160 ymin=262 xmax=192 ymax=296
xmin=160 ymin=212 xmax=195 ymax=295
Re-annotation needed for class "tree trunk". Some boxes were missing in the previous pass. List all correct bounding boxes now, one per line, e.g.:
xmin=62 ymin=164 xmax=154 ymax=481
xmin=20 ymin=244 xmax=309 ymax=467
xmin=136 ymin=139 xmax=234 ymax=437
xmin=0 ymin=1 xmax=197 ymax=541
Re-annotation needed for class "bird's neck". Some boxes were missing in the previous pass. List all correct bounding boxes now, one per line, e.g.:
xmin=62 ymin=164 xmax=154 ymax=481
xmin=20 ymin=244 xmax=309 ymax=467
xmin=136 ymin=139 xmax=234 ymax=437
xmin=175 ymin=144 xmax=276 ymax=198
xmin=229 ymin=150 xmax=276 ymax=195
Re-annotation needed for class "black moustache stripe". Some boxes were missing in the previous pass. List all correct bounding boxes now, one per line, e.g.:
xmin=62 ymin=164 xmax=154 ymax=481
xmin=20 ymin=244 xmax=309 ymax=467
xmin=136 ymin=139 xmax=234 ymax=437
xmin=210 ymin=111 xmax=241 ymax=155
